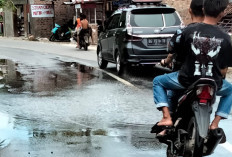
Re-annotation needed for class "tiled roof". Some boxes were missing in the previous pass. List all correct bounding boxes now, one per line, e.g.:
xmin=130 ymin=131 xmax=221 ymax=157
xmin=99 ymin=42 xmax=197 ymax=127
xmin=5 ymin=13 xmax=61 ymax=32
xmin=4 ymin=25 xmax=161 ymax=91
xmin=225 ymin=3 xmax=232 ymax=15
xmin=218 ymin=4 xmax=232 ymax=33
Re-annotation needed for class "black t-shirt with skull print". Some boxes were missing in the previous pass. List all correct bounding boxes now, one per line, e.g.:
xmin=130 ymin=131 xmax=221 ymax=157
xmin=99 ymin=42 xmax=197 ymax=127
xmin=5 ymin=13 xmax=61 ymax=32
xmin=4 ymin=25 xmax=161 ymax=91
xmin=177 ymin=23 xmax=232 ymax=89
xmin=168 ymin=23 xmax=197 ymax=71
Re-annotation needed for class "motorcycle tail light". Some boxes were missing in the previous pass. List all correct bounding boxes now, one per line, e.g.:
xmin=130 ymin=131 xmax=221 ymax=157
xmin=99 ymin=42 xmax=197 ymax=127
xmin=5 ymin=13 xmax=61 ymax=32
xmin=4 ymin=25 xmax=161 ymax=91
xmin=196 ymin=86 xmax=213 ymax=104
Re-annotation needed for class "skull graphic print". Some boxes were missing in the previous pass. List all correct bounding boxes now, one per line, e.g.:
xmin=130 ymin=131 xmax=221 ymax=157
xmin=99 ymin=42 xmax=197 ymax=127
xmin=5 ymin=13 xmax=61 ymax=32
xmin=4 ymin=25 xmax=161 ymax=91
xmin=191 ymin=32 xmax=224 ymax=77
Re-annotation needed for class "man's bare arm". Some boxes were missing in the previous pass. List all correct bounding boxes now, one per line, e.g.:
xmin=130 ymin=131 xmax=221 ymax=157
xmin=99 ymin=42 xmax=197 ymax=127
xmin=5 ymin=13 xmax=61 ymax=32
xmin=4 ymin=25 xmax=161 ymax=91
xmin=161 ymin=53 xmax=174 ymax=66
xmin=221 ymin=67 xmax=228 ymax=79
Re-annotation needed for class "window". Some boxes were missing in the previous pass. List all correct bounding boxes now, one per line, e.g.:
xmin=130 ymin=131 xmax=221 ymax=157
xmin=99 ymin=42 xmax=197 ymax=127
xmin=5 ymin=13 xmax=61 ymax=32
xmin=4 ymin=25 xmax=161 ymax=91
xmin=130 ymin=13 xmax=163 ymax=27
xmin=164 ymin=12 xmax=181 ymax=26
xmin=119 ymin=11 xmax=127 ymax=28
xmin=108 ymin=14 xmax=121 ymax=29
xmin=82 ymin=4 xmax=103 ymax=24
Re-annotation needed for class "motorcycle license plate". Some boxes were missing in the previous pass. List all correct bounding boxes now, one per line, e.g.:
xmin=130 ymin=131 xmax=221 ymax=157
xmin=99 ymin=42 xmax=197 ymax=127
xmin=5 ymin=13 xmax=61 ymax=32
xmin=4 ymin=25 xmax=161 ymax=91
xmin=147 ymin=38 xmax=167 ymax=46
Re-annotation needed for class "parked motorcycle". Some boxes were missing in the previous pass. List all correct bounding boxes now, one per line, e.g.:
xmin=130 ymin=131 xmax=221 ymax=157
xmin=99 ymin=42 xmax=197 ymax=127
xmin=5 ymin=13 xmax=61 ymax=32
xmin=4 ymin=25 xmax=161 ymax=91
xmin=49 ymin=23 xmax=71 ymax=42
xmin=152 ymin=64 xmax=226 ymax=157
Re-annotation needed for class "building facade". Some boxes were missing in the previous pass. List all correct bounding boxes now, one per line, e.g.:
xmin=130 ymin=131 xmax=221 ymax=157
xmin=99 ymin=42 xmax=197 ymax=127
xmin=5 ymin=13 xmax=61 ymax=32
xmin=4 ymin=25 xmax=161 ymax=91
xmin=1 ymin=0 xmax=232 ymax=38
xmin=3 ymin=0 xmax=104 ymax=38
xmin=164 ymin=0 xmax=192 ymax=24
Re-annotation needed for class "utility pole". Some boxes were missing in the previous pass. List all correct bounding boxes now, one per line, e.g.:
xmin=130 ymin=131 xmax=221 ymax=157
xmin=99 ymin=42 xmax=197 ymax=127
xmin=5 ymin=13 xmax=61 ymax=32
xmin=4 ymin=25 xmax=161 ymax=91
xmin=103 ymin=0 xmax=107 ymax=21
xmin=52 ymin=0 xmax=56 ymax=27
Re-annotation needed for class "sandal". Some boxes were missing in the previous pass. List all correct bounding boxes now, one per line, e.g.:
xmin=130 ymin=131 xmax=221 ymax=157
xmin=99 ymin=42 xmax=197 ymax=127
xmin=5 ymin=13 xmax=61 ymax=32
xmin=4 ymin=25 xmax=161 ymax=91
xmin=150 ymin=122 xmax=173 ymax=134
xmin=218 ymin=128 xmax=226 ymax=144
xmin=156 ymin=130 xmax=167 ymax=137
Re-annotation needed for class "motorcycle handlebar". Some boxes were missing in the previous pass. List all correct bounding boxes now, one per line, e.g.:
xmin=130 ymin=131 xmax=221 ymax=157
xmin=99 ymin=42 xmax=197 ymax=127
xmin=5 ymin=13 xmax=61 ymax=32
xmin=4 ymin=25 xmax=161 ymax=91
xmin=154 ymin=64 xmax=172 ymax=73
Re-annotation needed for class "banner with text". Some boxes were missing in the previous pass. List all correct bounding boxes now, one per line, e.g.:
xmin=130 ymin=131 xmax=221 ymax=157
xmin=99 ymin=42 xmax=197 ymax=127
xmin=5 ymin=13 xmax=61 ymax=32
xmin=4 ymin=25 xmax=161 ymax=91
xmin=31 ymin=5 xmax=54 ymax=18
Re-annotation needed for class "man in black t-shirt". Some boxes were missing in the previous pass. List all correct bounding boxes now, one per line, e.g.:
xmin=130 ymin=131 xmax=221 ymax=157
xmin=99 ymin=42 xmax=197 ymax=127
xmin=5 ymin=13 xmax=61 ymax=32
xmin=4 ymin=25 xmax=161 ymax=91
xmin=161 ymin=0 xmax=205 ymax=112
xmin=161 ymin=0 xmax=204 ymax=71
xmin=153 ymin=0 xmax=232 ymax=134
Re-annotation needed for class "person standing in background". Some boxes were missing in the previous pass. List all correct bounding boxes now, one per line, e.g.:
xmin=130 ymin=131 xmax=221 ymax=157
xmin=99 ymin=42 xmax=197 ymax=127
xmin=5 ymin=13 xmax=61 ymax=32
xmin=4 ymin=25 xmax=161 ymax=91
xmin=76 ymin=16 xmax=81 ymax=48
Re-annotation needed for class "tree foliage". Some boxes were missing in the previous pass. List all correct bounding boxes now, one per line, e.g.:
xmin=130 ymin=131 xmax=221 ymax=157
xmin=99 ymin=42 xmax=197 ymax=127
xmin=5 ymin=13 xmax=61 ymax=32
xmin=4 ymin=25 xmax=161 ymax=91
xmin=0 ymin=0 xmax=16 ymax=11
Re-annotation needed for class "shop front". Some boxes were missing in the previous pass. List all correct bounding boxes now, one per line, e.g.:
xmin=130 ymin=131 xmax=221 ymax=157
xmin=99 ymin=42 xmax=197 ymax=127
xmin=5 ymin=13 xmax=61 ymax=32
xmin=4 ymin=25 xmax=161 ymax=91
xmin=64 ymin=0 xmax=105 ymax=44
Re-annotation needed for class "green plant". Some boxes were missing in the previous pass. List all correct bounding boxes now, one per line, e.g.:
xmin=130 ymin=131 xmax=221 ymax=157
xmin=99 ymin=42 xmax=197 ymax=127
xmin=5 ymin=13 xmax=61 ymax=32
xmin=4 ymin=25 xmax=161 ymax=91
xmin=0 ymin=0 xmax=16 ymax=11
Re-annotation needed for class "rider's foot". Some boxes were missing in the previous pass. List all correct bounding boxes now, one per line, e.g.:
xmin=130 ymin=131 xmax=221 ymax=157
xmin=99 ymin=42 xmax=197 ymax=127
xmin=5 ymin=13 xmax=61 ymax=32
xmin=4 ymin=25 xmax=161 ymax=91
xmin=209 ymin=125 xmax=218 ymax=130
xmin=157 ymin=118 xmax=173 ymax=126
xmin=151 ymin=119 xmax=173 ymax=134
xmin=151 ymin=107 xmax=173 ymax=134
xmin=210 ymin=115 xmax=221 ymax=130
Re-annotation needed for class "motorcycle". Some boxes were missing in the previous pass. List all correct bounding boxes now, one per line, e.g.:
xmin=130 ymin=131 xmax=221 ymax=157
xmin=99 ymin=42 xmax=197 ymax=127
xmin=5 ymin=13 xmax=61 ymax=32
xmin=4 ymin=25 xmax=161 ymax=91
xmin=79 ymin=29 xmax=90 ymax=51
xmin=152 ymin=64 xmax=226 ymax=157
xmin=49 ymin=23 xmax=71 ymax=42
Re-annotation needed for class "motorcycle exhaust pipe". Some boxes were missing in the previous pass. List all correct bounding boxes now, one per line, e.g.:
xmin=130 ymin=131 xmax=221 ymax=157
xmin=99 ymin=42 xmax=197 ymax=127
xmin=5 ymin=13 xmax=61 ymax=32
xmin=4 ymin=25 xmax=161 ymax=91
xmin=203 ymin=128 xmax=225 ymax=155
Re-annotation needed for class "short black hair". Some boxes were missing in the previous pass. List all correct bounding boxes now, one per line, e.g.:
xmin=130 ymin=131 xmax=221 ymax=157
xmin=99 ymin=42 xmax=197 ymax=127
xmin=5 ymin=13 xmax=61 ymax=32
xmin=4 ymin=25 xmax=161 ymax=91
xmin=80 ymin=13 xmax=86 ymax=19
xmin=190 ymin=0 xmax=204 ymax=17
xmin=203 ymin=0 xmax=229 ymax=18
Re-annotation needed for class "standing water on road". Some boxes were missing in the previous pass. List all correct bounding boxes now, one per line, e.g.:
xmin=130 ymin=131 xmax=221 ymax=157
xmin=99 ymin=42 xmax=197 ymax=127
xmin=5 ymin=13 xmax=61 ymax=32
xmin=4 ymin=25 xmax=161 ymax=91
xmin=0 ymin=58 xmax=164 ymax=157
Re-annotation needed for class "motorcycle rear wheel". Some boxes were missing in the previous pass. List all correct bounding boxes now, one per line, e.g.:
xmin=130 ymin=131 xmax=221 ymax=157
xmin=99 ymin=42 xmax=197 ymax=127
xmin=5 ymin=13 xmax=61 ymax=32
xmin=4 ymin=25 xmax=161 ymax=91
xmin=84 ymin=43 xmax=88 ymax=51
xmin=49 ymin=34 xmax=55 ymax=41
xmin=167 ymin=146 xmax=178 ymax=157
xmin=183 ymin=117 xmax=204 ymax=157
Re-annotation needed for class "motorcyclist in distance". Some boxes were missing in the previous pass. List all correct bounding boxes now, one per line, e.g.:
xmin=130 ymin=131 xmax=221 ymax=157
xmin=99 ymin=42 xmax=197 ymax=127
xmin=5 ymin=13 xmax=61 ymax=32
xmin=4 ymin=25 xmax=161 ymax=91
xmin=80 ymin=14 xmax=89 ymax=33
xmin=152 ymin=0 xmax=232 ymax=137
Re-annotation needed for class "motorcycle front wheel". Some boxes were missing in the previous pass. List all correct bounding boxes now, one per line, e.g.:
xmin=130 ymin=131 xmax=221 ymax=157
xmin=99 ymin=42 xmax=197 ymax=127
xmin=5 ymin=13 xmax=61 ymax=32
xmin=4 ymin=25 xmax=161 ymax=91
xmin=183 ymin=117 xmax=204 ymax=157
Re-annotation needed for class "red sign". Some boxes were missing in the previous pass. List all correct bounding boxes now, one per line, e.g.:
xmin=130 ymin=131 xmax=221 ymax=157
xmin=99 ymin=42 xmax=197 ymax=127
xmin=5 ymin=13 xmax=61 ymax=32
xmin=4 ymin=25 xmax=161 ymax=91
xmin=31 ymin=5 xmax=54 ymax=18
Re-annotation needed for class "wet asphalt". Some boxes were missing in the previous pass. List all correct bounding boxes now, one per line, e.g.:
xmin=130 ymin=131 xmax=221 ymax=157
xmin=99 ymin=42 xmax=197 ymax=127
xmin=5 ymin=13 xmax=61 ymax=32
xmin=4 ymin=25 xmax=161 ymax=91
xmin=0 ymin=37 xmax=232 ymax=157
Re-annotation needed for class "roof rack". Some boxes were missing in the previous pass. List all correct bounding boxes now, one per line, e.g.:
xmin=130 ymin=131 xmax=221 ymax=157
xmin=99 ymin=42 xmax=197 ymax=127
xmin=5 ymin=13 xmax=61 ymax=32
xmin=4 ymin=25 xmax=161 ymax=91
xmin=131 ymin=0 xmax=163 ymax=4
xmin=131 ymin=0 xmax=162 ymax=3
xmin=117 ymin=0 xmax=165 ymax=10
xmin=131 ymin=0 xmax=165 ymax=7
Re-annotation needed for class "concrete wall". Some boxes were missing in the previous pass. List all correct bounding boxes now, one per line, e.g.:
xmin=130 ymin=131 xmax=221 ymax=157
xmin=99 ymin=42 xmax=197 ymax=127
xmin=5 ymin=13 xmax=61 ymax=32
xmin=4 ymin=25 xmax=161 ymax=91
xmin=163 ymin=0 xmax=192 ymax=25
xmin=164 ymin=1 xmax=232 ymax=25
xmin=29 ymin=0 xmax=75 ymax=38
xmin=3 ymin=10 xmax=17 ymax=37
